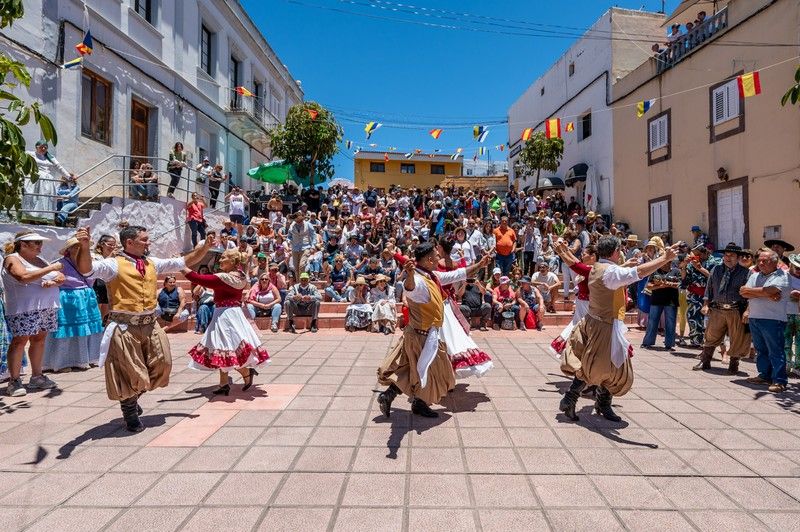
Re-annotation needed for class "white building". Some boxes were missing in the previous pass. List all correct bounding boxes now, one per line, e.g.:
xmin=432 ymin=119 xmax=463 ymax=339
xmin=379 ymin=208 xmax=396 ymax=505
xmin=1 ymin=0 xmax=303 ymax=199
xmin=507 ymin=7 xmax=664 ymax=215
xmin=462 ymin=158 xmax=509 ymax=177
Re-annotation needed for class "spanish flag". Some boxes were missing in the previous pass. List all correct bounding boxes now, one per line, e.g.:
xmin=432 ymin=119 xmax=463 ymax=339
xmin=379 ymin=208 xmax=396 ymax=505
xmin=565 ymin=122 xmax=575 ymax=133
xmin=738 ymin=71 xmax=761 ymax=98
xmin=365 ymin=121 xmax=382 ymax=139
xmin=61 ymin=57 xmax=83 ymax=69
xmin=429 ymin=128 xmax=443 ymax=139
xmin=75 ymin=31 xmax=93 ymax=55
xmin=545 ymin=118 xmax=561 ymax=139
xmin=235 ymin=86 xmax=254 ymax=97
xmin=306 ymin=109 xmax=319 ymax=120
xmin=521 ymin=127 xmax=534 ymax=141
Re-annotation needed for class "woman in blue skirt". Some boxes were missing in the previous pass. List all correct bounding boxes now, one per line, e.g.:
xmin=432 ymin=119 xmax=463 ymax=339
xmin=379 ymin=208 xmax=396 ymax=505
xmin=43 ymin=236 xmax=103 ymax=372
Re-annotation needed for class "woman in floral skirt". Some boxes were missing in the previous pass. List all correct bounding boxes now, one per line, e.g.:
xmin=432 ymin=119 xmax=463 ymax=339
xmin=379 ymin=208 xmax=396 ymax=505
xmin=183 ymin=249 xmax=270 ymax=396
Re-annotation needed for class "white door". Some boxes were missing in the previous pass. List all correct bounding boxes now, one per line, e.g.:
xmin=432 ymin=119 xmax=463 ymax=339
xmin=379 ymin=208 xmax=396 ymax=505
xmin=716 ymin=186 xmax=744 ymax=246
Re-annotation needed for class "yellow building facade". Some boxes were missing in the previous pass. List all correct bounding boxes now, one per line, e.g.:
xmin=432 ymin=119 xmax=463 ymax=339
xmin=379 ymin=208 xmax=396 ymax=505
xmin=353 ymin=152 xmax=463 ymax=190
xmin=612 ymin=0 xmax=799 ymax=249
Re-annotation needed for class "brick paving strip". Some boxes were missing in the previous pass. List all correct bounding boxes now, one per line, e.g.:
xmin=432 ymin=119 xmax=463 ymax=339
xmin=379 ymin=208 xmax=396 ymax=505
xmin=0 ymin=330 xmax=799 ymax=531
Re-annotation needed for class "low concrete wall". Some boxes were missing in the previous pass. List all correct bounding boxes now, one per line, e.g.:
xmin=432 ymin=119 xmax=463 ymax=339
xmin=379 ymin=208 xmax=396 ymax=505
xmin=0 ymin=197 xmax=229 ymax=261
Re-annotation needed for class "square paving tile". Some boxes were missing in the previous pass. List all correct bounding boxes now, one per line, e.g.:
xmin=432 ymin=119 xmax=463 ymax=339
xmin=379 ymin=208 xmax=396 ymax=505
xmin=342 ymin=473 xmax=406 ymax=506
xmin=530 ymin=475 xmax=606 ymax=508
xmin=479 ymin=509 xmax=549 ymax=532
xmin=590 ymin=475 xmax=673 ymax=509
xmin=469 ymin=474 xmax=538 ymax=508
xmin=65 ymin=472 xmax=160 ymax=506
xmin=408 ymin=508 xmax=476 ymax=532
xmin=409 ymin=474 xmax=471 ymax=507
xmin=181 ymin=507 xmax=264 ymax=532
xmin=135 ymin=472 xmax=223 ymax=506
xmin=273 ymin=472 xmax=346 ymax=506
xmin=616 ymin=509 xmax=695 ymax=531
xmin=333 ymin=507 xmax=403 ymax=532
xmin=545 ymin=508 xmax=624 ymax=531
xmin=206 ymin=473 xmax=283 ymax=505
xmin=258 ymin=507 xmax=334 ymax=532
xmin=28 ymin=507 xmax=119 ymax=532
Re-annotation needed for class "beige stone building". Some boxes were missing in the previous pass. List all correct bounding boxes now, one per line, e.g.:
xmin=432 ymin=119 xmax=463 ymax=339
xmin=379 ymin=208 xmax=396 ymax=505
xmin=612 ymin=0 xmax=799 ymax=249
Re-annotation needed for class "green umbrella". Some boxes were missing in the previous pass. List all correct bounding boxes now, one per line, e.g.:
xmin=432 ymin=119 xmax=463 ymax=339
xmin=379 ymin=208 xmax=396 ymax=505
xmin=247 ymin=161 xmax=298 ymax=184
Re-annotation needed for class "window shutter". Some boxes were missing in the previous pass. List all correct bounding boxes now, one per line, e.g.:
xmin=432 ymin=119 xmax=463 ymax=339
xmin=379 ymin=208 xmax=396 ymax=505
xmin=649 ymin=115 xmax=669 ymax=152
xmin=649 ymin=120 xmax=659 ymax=152
xmin=713 ymin=87 xmax=726 ymax=125
xmin=650 ymin=199 xmax=669 ymax=233
xmin=659 ymin=116 xmax=667 ymax=148
xmin=725 ymin=80 xmax=740 ymax=121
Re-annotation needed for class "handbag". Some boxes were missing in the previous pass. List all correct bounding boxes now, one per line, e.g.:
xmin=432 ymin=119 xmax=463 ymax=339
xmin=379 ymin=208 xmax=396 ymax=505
xmin=501 ymin=311 xmax=515 ymax=330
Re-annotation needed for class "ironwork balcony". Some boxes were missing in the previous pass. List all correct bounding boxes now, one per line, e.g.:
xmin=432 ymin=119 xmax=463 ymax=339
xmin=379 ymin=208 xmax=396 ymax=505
xmin=656 ymin=7 xmax=728 ymax=74
xmin=227 ymin=98 xmax=279 ymax=131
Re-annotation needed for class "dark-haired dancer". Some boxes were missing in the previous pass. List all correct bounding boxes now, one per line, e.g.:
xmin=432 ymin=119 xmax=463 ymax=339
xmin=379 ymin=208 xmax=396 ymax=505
xmin=559 ymin=236 xmax=678 ymax=423
xmin=75 ymin=226 xmax=212 ymax=432
xmin=377 ymin=242 xmax=490 ymax=418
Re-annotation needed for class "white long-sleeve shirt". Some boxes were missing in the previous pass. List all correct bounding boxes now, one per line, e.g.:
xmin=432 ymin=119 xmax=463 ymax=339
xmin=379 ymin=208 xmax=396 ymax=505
xmin=598 ymin=259 xmax=641 ymax=290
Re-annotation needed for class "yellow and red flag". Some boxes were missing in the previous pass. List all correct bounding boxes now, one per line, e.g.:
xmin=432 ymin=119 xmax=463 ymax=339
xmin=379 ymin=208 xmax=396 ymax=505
xmin=429 ymin=128 xmax=443 ymax=139
xmin=75 ymin=31 xmax=93 ymax=55
xmin=565 ymin=122 xmax=575 ymax=133
xmin=738 ymin=71 xmax=761 ymax=98
xmin=235 ymin=86 xmax=254 ymax=97
xmin=521 ymin=128 xmax=534 ymax=141
xmin=545 ymin=118 xmax=561 ymax=139
xmin=306 ymin=109 xmax=319 ymax=120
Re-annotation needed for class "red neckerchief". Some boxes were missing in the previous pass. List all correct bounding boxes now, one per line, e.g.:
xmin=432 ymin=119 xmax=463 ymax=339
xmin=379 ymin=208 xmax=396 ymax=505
xmin=124 ymin=252 xmax=147 ymax=277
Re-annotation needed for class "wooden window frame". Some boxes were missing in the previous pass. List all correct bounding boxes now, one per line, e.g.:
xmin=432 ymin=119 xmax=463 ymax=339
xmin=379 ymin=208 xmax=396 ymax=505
xmin=579 ymin=111 xmax=592 ymax=142
xmin=80 ymin=70 xmax=112 ymax=145
xmin=369 ymin=162 xmax=385 ymax=173
xmin=648 ymin=194 xmax=672 ymax=238
xmin=400 ymin=163 xmax=416 ymax=174
xmin=200 ymin=24 xmax=212 ymax=75
xmin=709 ymin=72 xmax=745 ymax=143
xmin=430 ymin=164 xmax=445 ymax=175
xmin=647 ymin=109 xmax=671 ymax=165
xmin=707 ymin=176 xmax=750 ymax=248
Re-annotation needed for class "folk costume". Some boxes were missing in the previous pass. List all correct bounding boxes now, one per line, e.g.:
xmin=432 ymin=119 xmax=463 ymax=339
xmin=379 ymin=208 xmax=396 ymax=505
xmin=550 ymin=261 xmax=592 ymax=358
xmin=185 ymin=270 xmax=270 ymax=372
xmin=377 ymin=267 xmax=464 ymax=417
xmin=560 ymin=260 xmax=639 ymax=422
xmin=682 ymin=255 xmax=719 ymax=346
xmin=91 ymin=253 xmax=186 ymax=432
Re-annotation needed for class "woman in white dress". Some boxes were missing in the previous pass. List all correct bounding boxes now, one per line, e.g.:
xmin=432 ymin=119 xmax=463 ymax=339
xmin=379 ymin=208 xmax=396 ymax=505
xmin=370 ymin=274 xmax=396 ymax=334
xmin=23 ymin=140 xmax=75 ymax=223
xmin=183 ymin=249 xmax=270 ymax=396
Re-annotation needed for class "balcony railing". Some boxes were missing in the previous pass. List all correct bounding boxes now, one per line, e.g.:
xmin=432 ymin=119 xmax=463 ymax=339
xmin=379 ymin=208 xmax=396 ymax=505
xmin=656 ymin=7 xmax=728 ymax=74
xmin=227 ymin=98 xmax=279 ymax=130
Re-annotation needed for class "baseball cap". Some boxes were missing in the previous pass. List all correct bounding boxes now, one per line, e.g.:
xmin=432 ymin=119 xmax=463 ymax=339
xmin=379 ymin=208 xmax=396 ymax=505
xmin=257 ymin=252 xmax=267 ymax=259
xmin=299 ymin=272 xmax=310 ymax=280
xmin=492 ymin=267 xmax=501 ymax=275
xmin=691 ymin=225 xmax=701 ymax=232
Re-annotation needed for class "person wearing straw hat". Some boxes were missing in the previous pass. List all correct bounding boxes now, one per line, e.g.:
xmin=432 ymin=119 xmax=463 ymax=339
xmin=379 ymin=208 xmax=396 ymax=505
xmin=345 ymin=276 xmax=372 ymax=332
xmin=693 ymin=243 xmax=751 ymax=374
xmin=764 ymin=239 xmax=795 ymax=269
xmin=2 ymin=231 xmax=65 ymax=397
xmin=623 ymin=234 xmax=641 ymax=261
xmin=370 ymin=273 xmax=397 ymax=334
xmin=42 ymin=236 xmax=103 ymax=373
xmin=560 ymin=236 xmax=679 ymax=423
xmin=73 ymin=225 xmax=213 ymax=432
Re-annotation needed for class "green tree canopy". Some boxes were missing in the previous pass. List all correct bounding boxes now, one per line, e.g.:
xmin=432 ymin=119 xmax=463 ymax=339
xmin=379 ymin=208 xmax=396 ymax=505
xmin=519 ymin=131 xmax=564 ymax=192
xmin=267 ymin=102 xmax=342 ymax=186
xmin=781 ymin=64 xmax=800 ymax=107
xmin=0 ymin=0 xmax=58 ymax=212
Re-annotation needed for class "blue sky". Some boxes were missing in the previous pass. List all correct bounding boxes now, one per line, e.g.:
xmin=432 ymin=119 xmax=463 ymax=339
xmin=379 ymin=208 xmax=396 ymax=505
xmin=245 ymin=0 xmax=681 ymax=180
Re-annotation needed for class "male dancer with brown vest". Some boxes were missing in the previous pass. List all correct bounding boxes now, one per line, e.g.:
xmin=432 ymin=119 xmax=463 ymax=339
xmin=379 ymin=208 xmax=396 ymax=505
xmin=376 ymin=241 xmax=489 ymax=418
xmin=75 ymin=226 xmax=212 ymax=432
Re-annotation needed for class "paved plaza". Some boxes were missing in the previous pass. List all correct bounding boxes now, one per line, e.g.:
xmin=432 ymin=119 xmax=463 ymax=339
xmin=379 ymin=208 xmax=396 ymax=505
xmin=1 ymin=330 xmax=799 ymax=531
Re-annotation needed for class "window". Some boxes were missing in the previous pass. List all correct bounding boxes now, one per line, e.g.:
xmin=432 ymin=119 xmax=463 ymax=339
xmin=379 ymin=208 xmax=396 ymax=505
xmin=229 ymin=56 xmax=241 ymax=108
xmin=540 ymin=87 xmax=545 ymax=96
xmin=370 ymin=162 xmax=385 ymax=173
xmin=269 ymin=87 xmax=282 ymax=118
xmin=579 ymin=111 xmax=592 ymax=141
xmin=709 ymin=76 xmax=745 ymax=142
xmin=253 ymin=80 xmax=264 ymax=119
xmin=200 ymin=25 xmax=212 ymax=75
xmin=401 ymin=163 xmax=415 ymax=174
xmin=431 ymin=164 xmax=445 ymax=175
xmin=647 ymin=110 xmax=671 ymax=165
xmin=134 ymin=0 xmax=153 ymax=23
xmin=81 ymin=70 xmax=112 ymax=144
xmin=711 ymin=79 xmax=739 ymax=125
xmin=568 ymin=62 xmax=575 ymax=76
xmin=649 ymin=195 xmax=671 ymax=235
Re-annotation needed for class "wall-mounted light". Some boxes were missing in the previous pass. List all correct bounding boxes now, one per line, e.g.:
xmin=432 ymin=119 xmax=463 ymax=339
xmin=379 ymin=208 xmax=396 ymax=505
xmin=717 ymin=167 xmax=729 ymax=182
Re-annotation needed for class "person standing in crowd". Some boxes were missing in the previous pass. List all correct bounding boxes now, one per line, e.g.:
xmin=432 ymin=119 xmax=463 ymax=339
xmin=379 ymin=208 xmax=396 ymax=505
xmin=693 ymin=244 xmax=751 ymax=374
xmin=641 ymin=261 xmax=681 ymax=351
xmin=225 ymin=185 xmax=248 ymax=236
xmin=284 ymin=272 xmax=322 ymax=333
xmin=493 ymin=216 xmax=516 ymax=275
xmin=764 ymin=238 xmax=795 ymax=268
xmin=0 ymin=278 xmax=14 ymax=382
xmin=195 ymin=157 xmax=213 ymax=200
xmin=193 ymin=265 xmax=215 ymax=335
xmin=288 ymin=212 xmax=318 ymax=276
xmin=185 ymin=193 xmax=207 ymax=248
xmin=74 ymin=225 xmax=212 ymax=432
xmin=786 ymin=254 xmax=800 ymax=377
xmin=183 ymin=250 xmax=270 ymax=396
xmin=166 ymin=142 xmax=188 ymax=198
xmin=560 ymin=237 xmax=678 ymax=423
xmin=43 ymin=237 xmax=103 ymax=373
xmin=23 ymin=140 xmax=76 ymax=223
xmin=2 ymin=231 xmax=64 ymax=396
xmin=691 ymin=225 xmax=710 ymax=250
xmin=742 ymin=249 xmax=791 ymax=393
xmin=451 ymin=227 xmax=475 ymax=266
xmin=680 ymin=245 xmax=716 ymax=347
xmin=247 ymin=274 xmax=283 ymax=333
xmin=521 ymin=215 xmax=541 ymax=277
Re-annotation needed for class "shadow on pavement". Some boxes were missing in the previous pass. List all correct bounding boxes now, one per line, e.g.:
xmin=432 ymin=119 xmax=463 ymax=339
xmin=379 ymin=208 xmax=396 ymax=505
xmin=55 ymin=412 xmax=199 ymax=459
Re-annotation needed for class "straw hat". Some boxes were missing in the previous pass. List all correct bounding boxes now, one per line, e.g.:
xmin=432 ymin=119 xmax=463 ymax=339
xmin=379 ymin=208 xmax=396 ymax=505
xmin=625 ymin=234 xmax=640 ymax=243
xmin=58 ymin=236 xmax=80 ymax=255
xmin=374 ymin=274 xmax=390 ymax=283
xmin=354 ymin=276 xmax=367 ymax=286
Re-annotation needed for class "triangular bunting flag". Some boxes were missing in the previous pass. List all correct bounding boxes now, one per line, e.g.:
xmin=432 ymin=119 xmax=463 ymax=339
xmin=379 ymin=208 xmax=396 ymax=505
xmin=565 ymin=122 xmax=575 ymax=132
xmin=365 ymin=121 xmax=382 ymax=139
xmin=306 ymin=109 xmax=319 ymax=120
xmin=429 ymin=128 xmax=443 ymax=139
xmin=235 ymin=86 xmax=254 ymax=97
xmin=636 ymin=99 xmax=656 ymax=118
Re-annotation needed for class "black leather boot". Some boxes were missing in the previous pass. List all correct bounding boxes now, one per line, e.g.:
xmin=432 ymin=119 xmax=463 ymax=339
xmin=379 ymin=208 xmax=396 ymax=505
xmin=120 ymin=397 xmax=144 ymax=432
xmin=692 ymin=346 xmax=713 ymax=371
xmin=411 ymin=398 xmax=439 ymax=418
xmin=728 ymin=357 xmax=740 ymax=375
xmin=594 ymin=387 xmax=622 ymax=422
xmin=559 ymin=378 xmax=585 ymax=421
xmin=377 ymin=383 xmax=400 ymax=418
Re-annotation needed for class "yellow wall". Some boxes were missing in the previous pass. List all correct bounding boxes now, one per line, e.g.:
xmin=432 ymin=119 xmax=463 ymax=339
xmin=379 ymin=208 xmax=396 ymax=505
xmin=354 ymin=157 xmax=463 ymax=190
xmin=612 ymin=0 xmax=800 ymax=249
